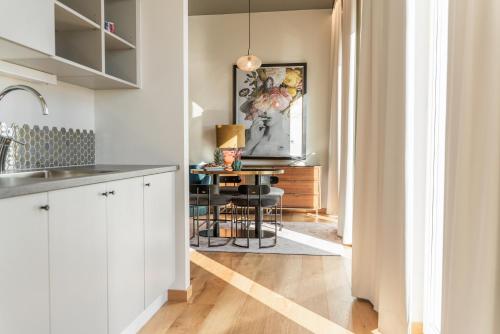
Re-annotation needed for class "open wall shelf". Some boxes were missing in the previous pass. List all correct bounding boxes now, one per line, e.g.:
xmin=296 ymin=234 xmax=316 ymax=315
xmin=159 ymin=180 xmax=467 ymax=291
xmin=5 ymin=0 xmax=139 ymax=90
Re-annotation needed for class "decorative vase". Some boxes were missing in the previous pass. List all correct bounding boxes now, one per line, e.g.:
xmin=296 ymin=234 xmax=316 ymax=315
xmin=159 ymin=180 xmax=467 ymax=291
xmin=223 ymin=150 xmax=235 ymax=167
xmin=232 ymin=160 xmax=242 ymax=171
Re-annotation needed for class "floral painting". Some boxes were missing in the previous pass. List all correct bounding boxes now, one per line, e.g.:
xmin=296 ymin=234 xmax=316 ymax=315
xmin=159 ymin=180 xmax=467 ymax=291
xmin=233 ymin=63 xmax=307 ymax=159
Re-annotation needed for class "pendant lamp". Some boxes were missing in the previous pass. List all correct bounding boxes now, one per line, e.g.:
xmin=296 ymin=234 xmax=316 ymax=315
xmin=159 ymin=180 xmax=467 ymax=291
xmin=236 ymin=0 xmax=262 ymax=72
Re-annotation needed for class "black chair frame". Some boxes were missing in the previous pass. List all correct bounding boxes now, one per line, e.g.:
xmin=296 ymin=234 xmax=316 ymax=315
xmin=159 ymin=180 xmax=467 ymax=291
xmin=232 ymin=185 xmax=278 ymax=249
xmin=190 ymin=184 xmax=232 ymax=247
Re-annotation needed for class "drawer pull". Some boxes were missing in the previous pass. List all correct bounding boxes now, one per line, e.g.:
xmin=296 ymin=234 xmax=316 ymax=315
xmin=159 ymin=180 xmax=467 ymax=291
xmin=101 ymin=192 xmax=108 ymax=197
xmin=40 ymin=205 xmax=50 ymax=211
xmin=108 ymin=191 xmax=115 ymax=195
xmin=144 ymin=183 xmax=151 ymax=187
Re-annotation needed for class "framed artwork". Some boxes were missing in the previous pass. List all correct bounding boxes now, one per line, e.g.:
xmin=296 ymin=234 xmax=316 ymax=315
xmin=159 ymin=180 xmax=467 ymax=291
xmin=233 ymin=63 xmax=307 ymax=159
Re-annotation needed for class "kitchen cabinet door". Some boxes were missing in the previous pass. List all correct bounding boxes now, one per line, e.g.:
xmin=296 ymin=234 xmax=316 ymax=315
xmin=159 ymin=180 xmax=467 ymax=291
xmin=0 ymin=0 xmax=54 ymax=56
xmin=0 ymin=193 xmax=50 ymax=334
xmin=106 ymin=177 xmax=145 ymax=334
xmin=144 ymin=172 xmax=175 ymax=306
xmin=48 ymin=183 xmax=108 ymax=334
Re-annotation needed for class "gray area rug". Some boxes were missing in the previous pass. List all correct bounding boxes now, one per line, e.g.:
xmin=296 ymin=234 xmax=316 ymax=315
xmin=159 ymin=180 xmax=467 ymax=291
xmin=191 ymin=221 xmax=343 ymax=256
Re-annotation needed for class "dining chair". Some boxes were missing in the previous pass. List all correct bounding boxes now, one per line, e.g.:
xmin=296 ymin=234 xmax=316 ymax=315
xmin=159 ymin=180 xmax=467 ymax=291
xmin=232 ymin=185 xmax=279 ymax=248
xmin=269 ymin=176 xmax=284 ymax=230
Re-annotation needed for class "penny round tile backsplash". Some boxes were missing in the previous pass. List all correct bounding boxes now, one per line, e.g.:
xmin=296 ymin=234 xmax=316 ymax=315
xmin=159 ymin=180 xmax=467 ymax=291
xmin=0 ymin=123 xmax=95 ymax=171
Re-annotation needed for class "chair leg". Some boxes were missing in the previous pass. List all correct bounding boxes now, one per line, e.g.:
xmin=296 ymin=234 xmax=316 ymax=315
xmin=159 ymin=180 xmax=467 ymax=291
xmin=190 ymin=205 xmax=200 ymax=247
xmin=197 ymin=207 xmax=200 ymax=246
xmin=233 ymin=205 xmax=248 ymax=248
xmin=274 ymin=205 xmax=278 ymax=245
xmin=207 ymin=205 xmax=211 ymax=248
xmin=279 ymin=196 xmax=283 ymax=231
xmin=259 ymin=205 xmax=278 ymax=249
xmin=190 ymin=206 xmax=195 ymax=240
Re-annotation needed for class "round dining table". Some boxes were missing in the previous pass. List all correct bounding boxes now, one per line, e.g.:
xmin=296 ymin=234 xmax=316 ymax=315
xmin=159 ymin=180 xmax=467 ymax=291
xmin=190 ymin=167 xmax=285 ymax=238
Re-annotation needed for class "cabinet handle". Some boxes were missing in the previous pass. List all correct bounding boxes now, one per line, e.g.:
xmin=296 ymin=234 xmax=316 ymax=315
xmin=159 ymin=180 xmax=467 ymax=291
xmin=101 ymin=192 xmax=109 ymax=197
xmin=40 ymin=205 xmax=50 ymax=211
xmin=144 ymin=183 xmax=151 ymax=187
xmin=109 ymin=191 xmax=115 ymax=195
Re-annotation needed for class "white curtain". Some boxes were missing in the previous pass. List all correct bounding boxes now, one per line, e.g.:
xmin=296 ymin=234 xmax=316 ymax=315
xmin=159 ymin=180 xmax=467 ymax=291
xmin=351 ymin=0 xmax=408 ymax=333
xmin=326 ymin=1 xmax=342 ymax=216
xmin=441 ymin=1 xmax=500 ymax=333
xmin=328 ymin=0 xmax=356 ymax=245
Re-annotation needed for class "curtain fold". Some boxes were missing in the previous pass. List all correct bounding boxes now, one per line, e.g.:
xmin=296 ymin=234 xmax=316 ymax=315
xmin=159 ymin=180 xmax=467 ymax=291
xmin=351 ymin=0 xmax=408 ymax=333
xmin=326 ymin=1 xmax=342 ymax=216
xmin=336 ymin=0 xmax=356 ymax=245
xmin=326 ymin=0 xmax=357 ymax=245
xmin=441 ymin=1 xmax=500 ymax=333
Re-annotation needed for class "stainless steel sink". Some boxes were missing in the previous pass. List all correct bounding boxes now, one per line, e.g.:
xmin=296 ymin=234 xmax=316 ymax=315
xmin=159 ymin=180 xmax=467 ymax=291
xmin=0 ymin=169 xmax=116 ymax=180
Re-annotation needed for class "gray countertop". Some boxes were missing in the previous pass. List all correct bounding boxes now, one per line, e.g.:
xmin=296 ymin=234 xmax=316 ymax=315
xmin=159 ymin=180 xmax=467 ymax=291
xmin=0 ymin=164 xmax=179 ymax=199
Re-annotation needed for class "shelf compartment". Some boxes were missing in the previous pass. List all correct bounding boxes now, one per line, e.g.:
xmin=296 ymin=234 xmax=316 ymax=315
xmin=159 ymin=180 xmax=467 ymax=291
xmin=105 ymin=0 xmax=137 ymax=45
xmin=105 ymin=48 xmax=137 ymax=84
xmin=56 ymin=29 xmax=102 ymax=71
xmin=57 ymin=0 xmax=101 ymax=26
xmin=105 ymin=31 xmax=135 ymax=51
xmin=55 ymin=1 xmax=100 ymax=32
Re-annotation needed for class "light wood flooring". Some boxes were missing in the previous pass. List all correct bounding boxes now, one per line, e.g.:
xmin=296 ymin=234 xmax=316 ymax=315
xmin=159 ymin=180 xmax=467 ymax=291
xmin=140 ymin=213 xmax=378 ymax=334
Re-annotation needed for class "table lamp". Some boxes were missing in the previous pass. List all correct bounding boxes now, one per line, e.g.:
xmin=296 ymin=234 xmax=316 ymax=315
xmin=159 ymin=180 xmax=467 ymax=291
xmin=215 ymin=124 xmax=245 ymax=168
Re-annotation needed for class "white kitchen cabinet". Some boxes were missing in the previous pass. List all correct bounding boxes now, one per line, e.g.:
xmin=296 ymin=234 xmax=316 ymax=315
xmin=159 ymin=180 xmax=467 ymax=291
xmin=48 ymin=183 xmax=108 ymax=334
xmin=0 ymin=171 xmax=176 ymax=333
xmin=0 ymin=193 xmax=50 ymax=334
xmin=0 ymin=0 xmax=55 ymax=56
xmin=144 ymin=172 xmax=175 ymax=306
xmin=106 ymin=177 xmax=145 ymax=334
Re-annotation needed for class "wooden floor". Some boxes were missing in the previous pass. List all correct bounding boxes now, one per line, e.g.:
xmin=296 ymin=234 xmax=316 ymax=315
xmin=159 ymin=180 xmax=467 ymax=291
xmin=140 ymin=213 xmax=378 ymax=334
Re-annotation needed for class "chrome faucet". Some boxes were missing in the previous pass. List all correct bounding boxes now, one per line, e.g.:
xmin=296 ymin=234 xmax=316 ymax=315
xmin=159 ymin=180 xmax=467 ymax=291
xmin=0 ymin=85 xmax=49 ymax=173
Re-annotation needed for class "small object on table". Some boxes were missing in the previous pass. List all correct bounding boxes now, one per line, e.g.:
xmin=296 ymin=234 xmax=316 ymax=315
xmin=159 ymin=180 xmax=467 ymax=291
xmin=232 ymin=159 xmax=242 ymax=171
xmin=213 ymin=148 xmax=224 ymax=166
xmin=231 ymin=148 xmax=243 ymax=171
xmin=203 ymin=163 xmax=225 ymax=172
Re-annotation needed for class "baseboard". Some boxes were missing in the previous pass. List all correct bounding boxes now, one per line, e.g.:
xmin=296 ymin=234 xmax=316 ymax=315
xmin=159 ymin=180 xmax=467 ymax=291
xmin=411 ymin=322 xmax=424 ymax=334
xmin=121 ymin=294 xmax=167 ymax=334
xmin=168 ymin=284 xmax=193 ymax=302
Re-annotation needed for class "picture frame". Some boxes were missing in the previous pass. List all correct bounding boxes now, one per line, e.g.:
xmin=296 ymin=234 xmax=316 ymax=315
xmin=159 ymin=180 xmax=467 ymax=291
xmin=233 ymin=63 xmax=307 ymax=160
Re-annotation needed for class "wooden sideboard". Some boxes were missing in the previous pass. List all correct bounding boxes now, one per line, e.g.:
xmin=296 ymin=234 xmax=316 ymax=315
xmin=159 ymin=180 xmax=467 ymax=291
xmin=236 ymin=165 xmax=322 ymax=212
xmin=278 ymin=166 xmax=321 ymax=212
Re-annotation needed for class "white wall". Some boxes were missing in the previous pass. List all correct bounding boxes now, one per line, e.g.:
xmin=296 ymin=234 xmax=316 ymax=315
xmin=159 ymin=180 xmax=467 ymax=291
xmin=189 ymin=9 xmax=332 ymax=207
xmin=95 ymin=0 xmax=190 ymax=290
xmin=0 ymin=76 xmax=95 ymax=130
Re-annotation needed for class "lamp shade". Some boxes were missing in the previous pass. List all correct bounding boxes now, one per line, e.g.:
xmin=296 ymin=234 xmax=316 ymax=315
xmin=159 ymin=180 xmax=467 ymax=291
xmin=216 ymin=124 xmax=245 ymax=149
xmin=236 ymin=55 xmax=262 ymax=72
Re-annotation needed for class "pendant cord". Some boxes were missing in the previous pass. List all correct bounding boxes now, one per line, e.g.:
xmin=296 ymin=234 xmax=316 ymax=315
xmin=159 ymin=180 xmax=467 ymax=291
xmin=248 ymin=0 xmax=251 ymax=55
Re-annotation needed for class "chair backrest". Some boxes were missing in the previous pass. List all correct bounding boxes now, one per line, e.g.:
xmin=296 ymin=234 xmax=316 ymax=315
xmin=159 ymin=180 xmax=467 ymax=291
xmin=237 ymin=184 xmax=271 ymax=196
xmin=270 ymin=176 xmax=279 ymax=185
xmin=219 ymin=176 xmax=242 ymax=185
xmin=189 ymin=184 xmax=219 ymax=195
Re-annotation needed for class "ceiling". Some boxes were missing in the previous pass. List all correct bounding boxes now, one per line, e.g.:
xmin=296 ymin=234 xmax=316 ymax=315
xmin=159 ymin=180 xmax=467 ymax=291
xmin=189 ymin=0 xmax=335 ymax=16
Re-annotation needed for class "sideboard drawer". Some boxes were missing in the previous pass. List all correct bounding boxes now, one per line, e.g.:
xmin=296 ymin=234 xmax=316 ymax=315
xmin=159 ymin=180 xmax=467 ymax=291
xmin=278 ymin=180 xmax=320 ymax=195
xmin=282 ymin=194 xmax=320 ymax=209
xmin=279 ymin=167 xmax=320 ymax=181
